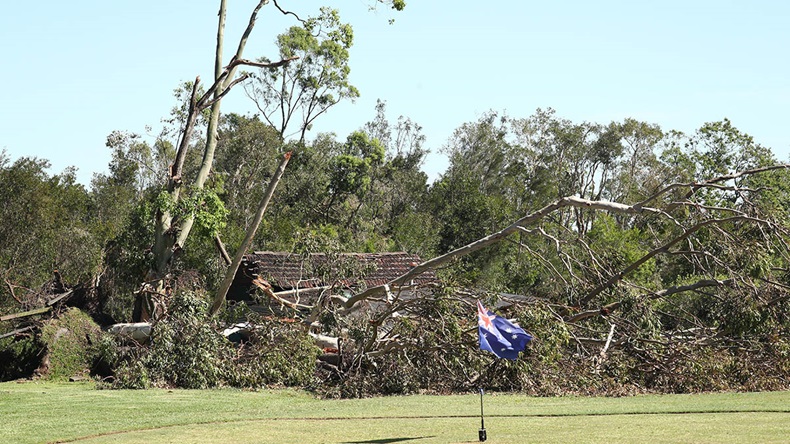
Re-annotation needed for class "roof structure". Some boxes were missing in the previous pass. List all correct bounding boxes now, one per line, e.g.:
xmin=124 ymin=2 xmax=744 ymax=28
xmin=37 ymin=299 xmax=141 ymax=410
xmin=228 ymin=251 xmax=436 ymax=302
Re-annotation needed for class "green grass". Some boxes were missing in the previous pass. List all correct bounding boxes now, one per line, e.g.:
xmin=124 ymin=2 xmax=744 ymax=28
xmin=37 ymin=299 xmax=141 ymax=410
xmin=1 ymin=381 xmax=788 ymax=443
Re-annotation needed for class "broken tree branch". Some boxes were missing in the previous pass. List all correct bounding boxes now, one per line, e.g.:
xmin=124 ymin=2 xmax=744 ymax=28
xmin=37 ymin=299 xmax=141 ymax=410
xmin=0 ymin=325 xmax=36 ymax=340
xmin=595 ymin=323 xmax=616 ymax=372
xmin=566 ymin=278 xmax=735 ymax=323
xmin=214 ymin=234 xmax=232 ymax=266
xmin=344 ymin=196 xmax=661 ymax=309
xmin=211 ymin=151 xmax=292 ymax=316
xmin=46 ymin=290 xmax=73 ymax=307
xmin=0 ymin=306 xmax=51 ymax=322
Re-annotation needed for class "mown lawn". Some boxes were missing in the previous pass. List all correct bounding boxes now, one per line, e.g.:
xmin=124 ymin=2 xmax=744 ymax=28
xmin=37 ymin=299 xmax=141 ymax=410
xmin=1 ymin=381 xmax=788 ymax=443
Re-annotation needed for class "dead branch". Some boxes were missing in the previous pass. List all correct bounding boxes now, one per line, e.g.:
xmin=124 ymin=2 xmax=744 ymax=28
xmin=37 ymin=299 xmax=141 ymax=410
xmin=273 ymin=286 xmax=333 ymax=299
xmin=0 ymin=306 xmax=51 ymax=322
xmin=46 ymin=290 xmax=73 ymax=307
xmin=254 ymin=278 xmax=313 ymax=311
xmin=593 ymin=323 xmax=616 ymax=372
xmin=273 ymin=0 xmax=305 ymax=23
xmin=0 ymin=325 xmax=36 ymax=340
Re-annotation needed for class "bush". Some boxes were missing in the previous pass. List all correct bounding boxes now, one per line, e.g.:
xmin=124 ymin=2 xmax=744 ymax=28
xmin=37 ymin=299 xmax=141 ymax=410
xmin=105 ymin=290 xmax=320 ymax=390
xmin=226 ymin=319 xmax=320 ymax=388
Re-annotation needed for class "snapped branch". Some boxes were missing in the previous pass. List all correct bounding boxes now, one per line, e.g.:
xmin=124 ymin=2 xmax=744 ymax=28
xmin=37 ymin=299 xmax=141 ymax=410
xmin=566 ymin=278 xmax=734 ymax=323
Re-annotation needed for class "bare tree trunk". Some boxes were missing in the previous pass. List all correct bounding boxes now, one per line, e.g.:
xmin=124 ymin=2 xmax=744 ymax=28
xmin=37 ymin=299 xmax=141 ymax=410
xmin=211 ymin=151 xmax=292 ymax=316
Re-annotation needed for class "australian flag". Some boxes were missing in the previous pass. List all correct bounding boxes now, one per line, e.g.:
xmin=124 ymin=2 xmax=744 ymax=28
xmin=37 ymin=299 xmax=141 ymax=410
xmin=477 ymin=300 xmax=532 ymax=360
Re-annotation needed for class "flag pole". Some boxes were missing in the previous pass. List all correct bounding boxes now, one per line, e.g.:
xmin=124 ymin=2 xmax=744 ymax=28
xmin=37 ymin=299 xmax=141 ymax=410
xmin=479 ymin=387 xmax=487 ymax=441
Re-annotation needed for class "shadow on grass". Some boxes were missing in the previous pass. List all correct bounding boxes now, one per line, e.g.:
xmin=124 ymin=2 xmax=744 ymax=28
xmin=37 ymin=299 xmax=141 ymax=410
xmin=343 ymin=437 xmax=435 ymax=443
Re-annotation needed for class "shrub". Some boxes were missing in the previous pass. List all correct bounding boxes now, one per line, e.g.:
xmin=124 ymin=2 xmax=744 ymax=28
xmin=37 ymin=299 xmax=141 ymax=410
xmin=105 ymin=290 xmax=320 ymax=390
xmin=226 ymin=319 xmax=320 ymax=388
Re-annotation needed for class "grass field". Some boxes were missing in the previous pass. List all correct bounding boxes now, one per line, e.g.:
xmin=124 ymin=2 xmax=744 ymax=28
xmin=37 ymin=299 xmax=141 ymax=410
xmin=1 ymin=381 xmax=788 ymax=443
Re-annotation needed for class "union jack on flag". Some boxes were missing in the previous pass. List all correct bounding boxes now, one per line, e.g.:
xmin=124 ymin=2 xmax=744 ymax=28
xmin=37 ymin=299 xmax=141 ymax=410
xmin=477 ymin=300 xmax=532 ymax=360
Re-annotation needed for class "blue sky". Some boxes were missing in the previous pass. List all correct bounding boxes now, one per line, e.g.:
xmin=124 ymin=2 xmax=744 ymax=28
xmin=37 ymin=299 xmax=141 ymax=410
xmin=2 ymin=1 xmax=789 ymax=185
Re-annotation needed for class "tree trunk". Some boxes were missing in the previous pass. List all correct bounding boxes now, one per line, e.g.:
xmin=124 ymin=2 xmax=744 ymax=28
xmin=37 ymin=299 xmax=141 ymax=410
xmin=210 ymin=151 xmax=292 ymax=316
xmin=134 ymin=1 xmax=271 ymax=321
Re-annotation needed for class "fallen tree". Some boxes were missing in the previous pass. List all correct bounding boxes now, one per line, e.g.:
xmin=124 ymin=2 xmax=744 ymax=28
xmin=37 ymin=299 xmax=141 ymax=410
xmin=287 ymin=163 xmax=790 ymax=395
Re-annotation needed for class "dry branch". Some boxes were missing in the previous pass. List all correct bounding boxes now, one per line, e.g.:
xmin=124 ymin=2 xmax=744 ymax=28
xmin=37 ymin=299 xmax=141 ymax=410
xmin=0 ymin=325 xmax=36 ymax=340
xmin=46 ymin=290 xmax=73 ymax=307
xmin=0 ymin=306 xmax=51 ymax=322
xmin=252 ymin=276 xmax=313 ymax=311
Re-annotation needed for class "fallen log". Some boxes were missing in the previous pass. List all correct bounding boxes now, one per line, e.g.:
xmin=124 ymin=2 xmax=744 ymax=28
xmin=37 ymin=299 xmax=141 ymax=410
xmin=108 ymin=322 xmax=152 ymax=342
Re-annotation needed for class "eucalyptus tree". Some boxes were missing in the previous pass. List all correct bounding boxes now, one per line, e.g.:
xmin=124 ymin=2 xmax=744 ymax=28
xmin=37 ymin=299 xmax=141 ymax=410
xmin=361 ymin=100 xmax=433 ymax=255
xmin=213 ymin=113 xmax=283 ymax=233
xmin=244 ymin=8 xmax=359 ymax=144
xmin=124 ymin=0 xmax=406 ymax=321
xmin=130 ymin=1 xmax=294 ymax=321
xmin=209 ymin=5 xmax=411 ymax=315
